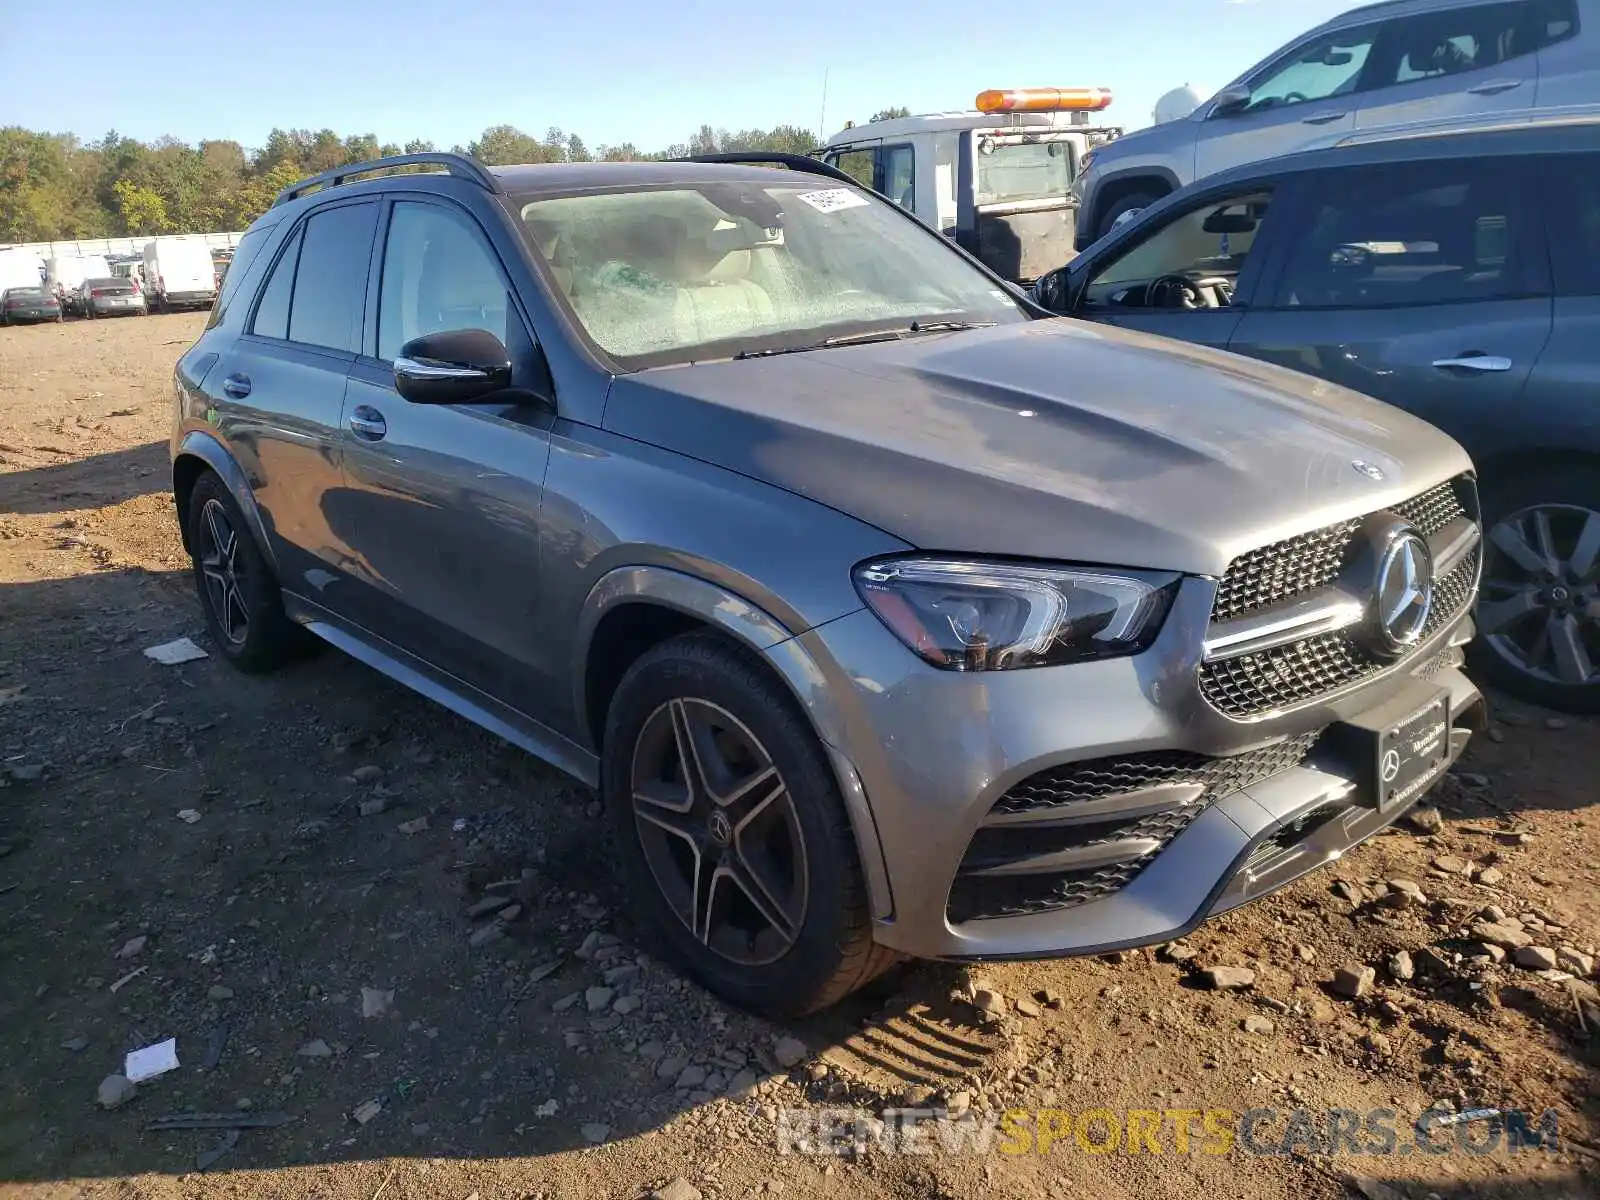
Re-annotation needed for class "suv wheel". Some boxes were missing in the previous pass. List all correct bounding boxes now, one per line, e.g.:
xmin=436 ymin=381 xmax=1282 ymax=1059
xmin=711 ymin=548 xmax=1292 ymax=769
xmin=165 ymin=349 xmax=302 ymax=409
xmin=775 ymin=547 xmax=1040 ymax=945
xmin=1096 ymin=189 xmax=1160 ymax=241
xmin=187 ymin=472 xmax=307 ymax=673
xmin=602 ymin=633 xmax=898 ymax=1016
xmin=1469 ymin=467 xmax=1600 ymax=713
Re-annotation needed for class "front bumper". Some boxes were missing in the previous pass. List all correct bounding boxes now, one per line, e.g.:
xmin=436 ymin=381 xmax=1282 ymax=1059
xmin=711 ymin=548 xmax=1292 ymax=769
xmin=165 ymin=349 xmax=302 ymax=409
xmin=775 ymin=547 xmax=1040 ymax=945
xmin=787 ymin=574 xmax=1482 ymax=962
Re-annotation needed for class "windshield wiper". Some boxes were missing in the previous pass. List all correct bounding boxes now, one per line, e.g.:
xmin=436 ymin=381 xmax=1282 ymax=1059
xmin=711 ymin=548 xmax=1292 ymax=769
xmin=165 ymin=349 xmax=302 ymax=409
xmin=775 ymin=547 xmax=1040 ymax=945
xmin=907 ymin=319 xmax=997 ymax=333
xmin=734 ymin=321 xmax=997 ymax=360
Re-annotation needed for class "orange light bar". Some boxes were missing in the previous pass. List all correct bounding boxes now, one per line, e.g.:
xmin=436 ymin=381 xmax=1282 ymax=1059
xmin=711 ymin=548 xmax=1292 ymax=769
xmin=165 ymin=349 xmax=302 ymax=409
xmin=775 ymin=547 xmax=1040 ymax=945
xmin=975 ymin=87 xmax=1114 ymax=114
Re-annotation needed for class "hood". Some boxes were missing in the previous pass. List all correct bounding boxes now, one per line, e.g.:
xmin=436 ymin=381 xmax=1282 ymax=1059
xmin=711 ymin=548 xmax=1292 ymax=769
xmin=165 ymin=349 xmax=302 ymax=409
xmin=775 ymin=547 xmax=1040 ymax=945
xmin=602 ymin=320 xmax=1473 ymax=577
xmin=1090 ymin=116 xmax=1194 ymax=167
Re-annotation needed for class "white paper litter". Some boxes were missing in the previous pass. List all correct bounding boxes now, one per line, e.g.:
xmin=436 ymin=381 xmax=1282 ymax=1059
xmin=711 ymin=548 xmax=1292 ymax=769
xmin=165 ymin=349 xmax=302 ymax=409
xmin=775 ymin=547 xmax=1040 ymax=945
xmin=144 ymin=638 xmax=209 ymax=666
xmin=125 ymin=1038 xmax=180 ymax=1083
xmin=177 ymin=809 xmax=203 ymax=824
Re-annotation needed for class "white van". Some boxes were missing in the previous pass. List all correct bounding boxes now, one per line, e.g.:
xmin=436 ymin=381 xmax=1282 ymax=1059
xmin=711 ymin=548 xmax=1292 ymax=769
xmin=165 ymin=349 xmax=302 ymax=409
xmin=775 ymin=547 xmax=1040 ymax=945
xmin=142 ymin=238 xmax=218 ymax=312
xmin=0 ymin=248 xmax=46 ymax=295
xmin=44 ymin=255 xmax=110 ymax=315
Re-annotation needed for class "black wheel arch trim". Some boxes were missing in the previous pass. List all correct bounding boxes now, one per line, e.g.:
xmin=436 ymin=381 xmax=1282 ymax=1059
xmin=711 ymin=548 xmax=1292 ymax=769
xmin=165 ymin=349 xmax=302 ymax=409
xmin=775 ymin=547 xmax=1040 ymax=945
xmin=1078 ymin=165 xmax=1183 ymax=247
xmin=574 ymin=564 xmax=894 ymax=921
xmin=173 ymin=430 xmax=277 ymax=576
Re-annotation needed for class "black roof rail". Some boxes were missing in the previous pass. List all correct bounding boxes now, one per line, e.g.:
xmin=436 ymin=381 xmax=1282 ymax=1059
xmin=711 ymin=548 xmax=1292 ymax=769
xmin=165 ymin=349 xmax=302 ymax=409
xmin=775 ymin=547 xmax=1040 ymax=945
xmin=272 ymin=152 xmax=503 ymax=208
xmin=675 ymin=152 xmax=862 ymax=189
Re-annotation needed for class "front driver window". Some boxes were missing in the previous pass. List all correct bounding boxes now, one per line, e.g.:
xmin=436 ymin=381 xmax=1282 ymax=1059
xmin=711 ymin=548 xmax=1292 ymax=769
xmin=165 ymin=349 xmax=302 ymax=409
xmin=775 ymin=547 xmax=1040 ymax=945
xmin=1084 ymin=190 xmax=1273 ymax=311
xmin=1239 ymin=26 xmax=1379 ymax=111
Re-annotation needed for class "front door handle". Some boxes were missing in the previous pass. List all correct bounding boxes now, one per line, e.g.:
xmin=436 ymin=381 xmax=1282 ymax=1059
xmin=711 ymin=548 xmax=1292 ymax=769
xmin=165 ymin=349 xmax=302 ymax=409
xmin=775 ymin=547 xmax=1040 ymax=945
xmin=1433 ymin=355 xmax=1512 ymax=373
xmin=348 ymin=405 xmax=388 ymax=441
xmin=1468 ymin=79 xmax=1522 ymax=96
xmin=1301 ymin=110 xmax=1348 ymax=125
xmin=221 ymin=374 xmax=251 ymax=398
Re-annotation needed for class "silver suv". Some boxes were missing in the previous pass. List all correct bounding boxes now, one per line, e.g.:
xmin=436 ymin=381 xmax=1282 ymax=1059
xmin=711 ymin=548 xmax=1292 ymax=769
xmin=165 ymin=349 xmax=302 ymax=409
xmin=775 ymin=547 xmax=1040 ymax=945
xmin=172 ymin=151 xmax=1484 ymax=1016
xmin=1076 ymin=0 xmax=1594 ymax=247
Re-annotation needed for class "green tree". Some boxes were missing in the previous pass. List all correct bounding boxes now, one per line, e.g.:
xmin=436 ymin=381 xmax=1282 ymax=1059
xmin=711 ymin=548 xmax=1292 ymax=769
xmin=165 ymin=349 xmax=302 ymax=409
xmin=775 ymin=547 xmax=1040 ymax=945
xmin=869 ymin=106 xmax=912 ymax=122
xmin=113 ymin=177 xmax=171 ymax=235
xmin=467 ymin=125 xmax=548 ymax=165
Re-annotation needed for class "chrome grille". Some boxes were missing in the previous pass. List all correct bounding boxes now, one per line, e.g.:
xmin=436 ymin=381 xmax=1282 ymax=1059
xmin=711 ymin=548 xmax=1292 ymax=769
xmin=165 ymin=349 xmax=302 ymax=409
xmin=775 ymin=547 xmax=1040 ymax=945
xmin=949 ymin=735 xmax=1319 ymax=921
xmin=1210 ymin=480 xmax=1467 ymax=623
xmin=1200 ymin=542 xmax=1479 ymax=718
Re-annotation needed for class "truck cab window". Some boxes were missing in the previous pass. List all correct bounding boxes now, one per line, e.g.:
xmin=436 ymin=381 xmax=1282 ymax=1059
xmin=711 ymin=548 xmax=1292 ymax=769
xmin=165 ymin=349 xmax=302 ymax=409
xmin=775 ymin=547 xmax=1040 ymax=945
xmin=1084 ymin=190 xmax=1273 ymax=311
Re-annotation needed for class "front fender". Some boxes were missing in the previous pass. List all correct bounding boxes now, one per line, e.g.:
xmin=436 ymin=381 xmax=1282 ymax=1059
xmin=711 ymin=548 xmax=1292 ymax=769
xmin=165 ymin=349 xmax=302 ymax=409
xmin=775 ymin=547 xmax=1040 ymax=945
xmin=173 ymin=428 xmax=278 ymax=575
xmin=572 ymin=565 xmax=894 ymax=920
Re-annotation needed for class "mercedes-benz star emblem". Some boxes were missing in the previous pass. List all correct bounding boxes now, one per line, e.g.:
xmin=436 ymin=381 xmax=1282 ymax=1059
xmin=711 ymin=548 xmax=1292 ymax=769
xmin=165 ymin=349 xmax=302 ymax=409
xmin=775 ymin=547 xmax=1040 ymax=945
xmin=708 ymin=810 xmax=733 ymax=847
xmin=1371 ymin=526 xmax=1434 ymax=655
xmin=1351 ymin=460 xmax=1385 ymax=481
xmin=1381 ymin=749 xmax=1402 ymax=784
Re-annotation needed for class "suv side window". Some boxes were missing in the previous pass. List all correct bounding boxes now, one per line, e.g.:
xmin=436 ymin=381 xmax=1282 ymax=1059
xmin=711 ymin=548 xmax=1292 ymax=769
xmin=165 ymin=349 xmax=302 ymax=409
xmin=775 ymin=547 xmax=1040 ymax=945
xmin=1543 ymin=152 xmax=1600 ymax=296
xmin=206 ymin=224 xmax=272 ymax=330
xmin=1240 ymin=24 xmax=1381 ymax=111
xmin=250 ymin=225 xmax=301 ymax=341
xmin=1084 ymin=188 xmax=1274 ymax=310
xmin=1272 ymin=160 xmax=1538 ymax=309
xmin=377 ymin=202 xmax=511 ymax=362
xmin=1369 ymin=1 xmax=1541 ymax=87
xmin=287 ymin=202 xmax=379 ymax=353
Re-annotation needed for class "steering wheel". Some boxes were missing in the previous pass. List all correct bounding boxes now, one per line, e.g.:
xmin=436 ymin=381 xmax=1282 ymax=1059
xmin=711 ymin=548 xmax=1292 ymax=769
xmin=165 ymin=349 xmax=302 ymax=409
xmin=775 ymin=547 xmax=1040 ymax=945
xmin=1147 ymin=274 xmax=1206 ymax=310
xmin=1282 ymin=91 xmax=1309 ymax=104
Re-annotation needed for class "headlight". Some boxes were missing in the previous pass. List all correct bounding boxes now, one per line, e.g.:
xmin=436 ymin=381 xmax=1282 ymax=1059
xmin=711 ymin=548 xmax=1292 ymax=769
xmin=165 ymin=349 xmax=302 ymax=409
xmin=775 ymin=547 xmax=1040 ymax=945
xmin=853 ymin=557 xmax=1179 ymax=671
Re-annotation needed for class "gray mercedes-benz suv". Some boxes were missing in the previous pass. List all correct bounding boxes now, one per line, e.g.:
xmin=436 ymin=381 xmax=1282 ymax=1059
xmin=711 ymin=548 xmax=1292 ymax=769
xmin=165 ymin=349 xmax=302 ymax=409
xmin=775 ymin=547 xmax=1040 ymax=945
xmin=171 ymin=151 xmax=1484 ymax=1015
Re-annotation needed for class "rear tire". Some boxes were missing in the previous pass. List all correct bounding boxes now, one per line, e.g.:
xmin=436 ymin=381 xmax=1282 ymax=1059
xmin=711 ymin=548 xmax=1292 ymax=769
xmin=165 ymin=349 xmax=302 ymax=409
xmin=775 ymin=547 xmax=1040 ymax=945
xmin=1468 ymin=466 xmax=1600 ymax=713
xmin=601 ymin=633 xmax=899 ymax=1016
xmin=1096 ymin=189 xmax=1161 ymax=241
xmin=186 ymin=472 xmax=308 ymax=674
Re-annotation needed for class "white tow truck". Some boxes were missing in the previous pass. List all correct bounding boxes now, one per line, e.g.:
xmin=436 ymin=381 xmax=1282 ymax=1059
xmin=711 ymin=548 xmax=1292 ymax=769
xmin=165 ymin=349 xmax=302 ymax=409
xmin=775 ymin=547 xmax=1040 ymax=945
xmin=820 ymin=88 xmax=1123 ymax=284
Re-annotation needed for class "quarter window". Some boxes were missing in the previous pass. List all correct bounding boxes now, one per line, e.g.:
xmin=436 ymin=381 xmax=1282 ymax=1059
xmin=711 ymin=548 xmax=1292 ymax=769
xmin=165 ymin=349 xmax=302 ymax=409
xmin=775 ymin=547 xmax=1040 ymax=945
xmin=250 ymin=226 xmax=300 ymax=341
xmin=1273 ymin=162 xmax=1536 ymax=309
xmin=378 ymin=202 xmax=510 ymax=362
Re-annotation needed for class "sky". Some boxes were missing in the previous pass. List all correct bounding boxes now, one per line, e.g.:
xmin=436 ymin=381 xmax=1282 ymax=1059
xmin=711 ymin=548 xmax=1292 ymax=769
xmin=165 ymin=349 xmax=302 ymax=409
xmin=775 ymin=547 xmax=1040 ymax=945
xmin=2 ymin=0 xmax=1370 ymax=153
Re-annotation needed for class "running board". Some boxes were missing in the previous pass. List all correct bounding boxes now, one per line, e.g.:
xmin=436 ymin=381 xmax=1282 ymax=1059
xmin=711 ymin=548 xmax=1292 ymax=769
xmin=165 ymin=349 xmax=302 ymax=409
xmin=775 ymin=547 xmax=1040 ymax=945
xmin=285 ymin=597 xmax=599 ymax=787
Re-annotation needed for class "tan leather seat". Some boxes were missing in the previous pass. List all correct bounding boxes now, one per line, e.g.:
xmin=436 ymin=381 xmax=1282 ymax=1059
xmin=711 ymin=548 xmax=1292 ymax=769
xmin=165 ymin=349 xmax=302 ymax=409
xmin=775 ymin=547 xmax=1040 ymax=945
xmin=671 ymin=249 xmax=775 ymax=344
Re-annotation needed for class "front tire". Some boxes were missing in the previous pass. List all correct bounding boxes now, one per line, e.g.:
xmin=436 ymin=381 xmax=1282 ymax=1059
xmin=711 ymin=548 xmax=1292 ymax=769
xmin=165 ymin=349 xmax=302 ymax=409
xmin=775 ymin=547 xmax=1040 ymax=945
xmin=602 ymin=633 xmax=897 ymax=1016
xmin=186 ymin=472 xmax=306 ymax=673
xmin=1468 ymin=466 xmax=1600 ymax=713
xmin=1096 ymin=189 xmax=1161 ymax=241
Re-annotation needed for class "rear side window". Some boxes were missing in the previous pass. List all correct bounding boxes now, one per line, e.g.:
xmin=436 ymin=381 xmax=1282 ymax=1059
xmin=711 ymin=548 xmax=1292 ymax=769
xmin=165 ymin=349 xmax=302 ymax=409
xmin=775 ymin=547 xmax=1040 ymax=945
xmin=1372 ymin=2 xmax=1538 ymax=87
xmin=206 ymin=224 xmax=272 ymax=330
xmin=287 ymin=202 xmax=379 ymax=353
xmin=1272 ymin=160 xmax=1540 ymax=309
xmin=1543 ymin=153 xmax=1600 ymax=296
xmin=250 ymin=226 xmax=301 ymax=340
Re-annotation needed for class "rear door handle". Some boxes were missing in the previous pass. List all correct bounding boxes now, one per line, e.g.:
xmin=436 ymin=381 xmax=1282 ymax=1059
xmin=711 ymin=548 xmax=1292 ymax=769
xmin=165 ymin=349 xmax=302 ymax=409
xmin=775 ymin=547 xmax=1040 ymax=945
xmin=348 ymin=405 xmax=388 ymax=441
xmin=1432 ymin=355 xmax=1512 ymax=372
xmin=1301 ymin=110 xmax=1348 ymax=125
xmin=221 ymin=374 xmax=251 ymax=398
xmin=1468 ymin=79 xmax=1522 ymax=96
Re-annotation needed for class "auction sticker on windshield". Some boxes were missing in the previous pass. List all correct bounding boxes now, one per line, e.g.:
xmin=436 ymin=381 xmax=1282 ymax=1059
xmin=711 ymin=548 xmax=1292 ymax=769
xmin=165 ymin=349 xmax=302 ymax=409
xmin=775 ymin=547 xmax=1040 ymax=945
xmin=796 ymin=189 xmax=871 ymax=214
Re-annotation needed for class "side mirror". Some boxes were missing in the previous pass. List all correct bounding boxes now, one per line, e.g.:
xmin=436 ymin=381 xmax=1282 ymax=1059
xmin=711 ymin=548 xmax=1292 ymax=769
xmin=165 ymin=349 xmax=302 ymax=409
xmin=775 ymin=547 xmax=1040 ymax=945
xmin=1032 ymin=266 xmax=1073 ymax=313
xmin=394 ymin=329 xmax=512 ymax=405
xmin=1209 ymin=84 xmax=1251 ymax=117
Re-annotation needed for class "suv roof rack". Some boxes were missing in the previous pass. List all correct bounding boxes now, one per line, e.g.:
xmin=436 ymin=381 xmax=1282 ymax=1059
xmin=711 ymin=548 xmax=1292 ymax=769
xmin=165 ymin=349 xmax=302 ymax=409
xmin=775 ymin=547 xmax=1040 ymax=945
xmin=272 ymin=152 xmax=503 ymax=208
xmin=676 ymin=152 xmax=863 ymax=189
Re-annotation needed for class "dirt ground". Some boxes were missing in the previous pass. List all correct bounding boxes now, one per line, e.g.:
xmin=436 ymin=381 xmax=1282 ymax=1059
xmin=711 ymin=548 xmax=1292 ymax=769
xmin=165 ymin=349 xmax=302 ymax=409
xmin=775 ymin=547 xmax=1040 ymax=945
xmin=1 ymin=314 xmax=1597 ymax=1200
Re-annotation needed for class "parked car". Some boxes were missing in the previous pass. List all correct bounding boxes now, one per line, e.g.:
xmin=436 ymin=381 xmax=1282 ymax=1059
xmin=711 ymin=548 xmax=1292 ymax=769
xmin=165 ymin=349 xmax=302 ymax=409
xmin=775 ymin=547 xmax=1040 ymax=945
xmin=1 ymin=287 xmax=62 ymax=325
xmin=172 ymin=151 xmax=1484 ymax=1015
xmin=78 ymin=276 xmax=148 ymax=318
xmin=1035 ymin=111 xmax=1600 ymax=712
xmin=1075 ymin=0 xmax=1596 ymax=247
